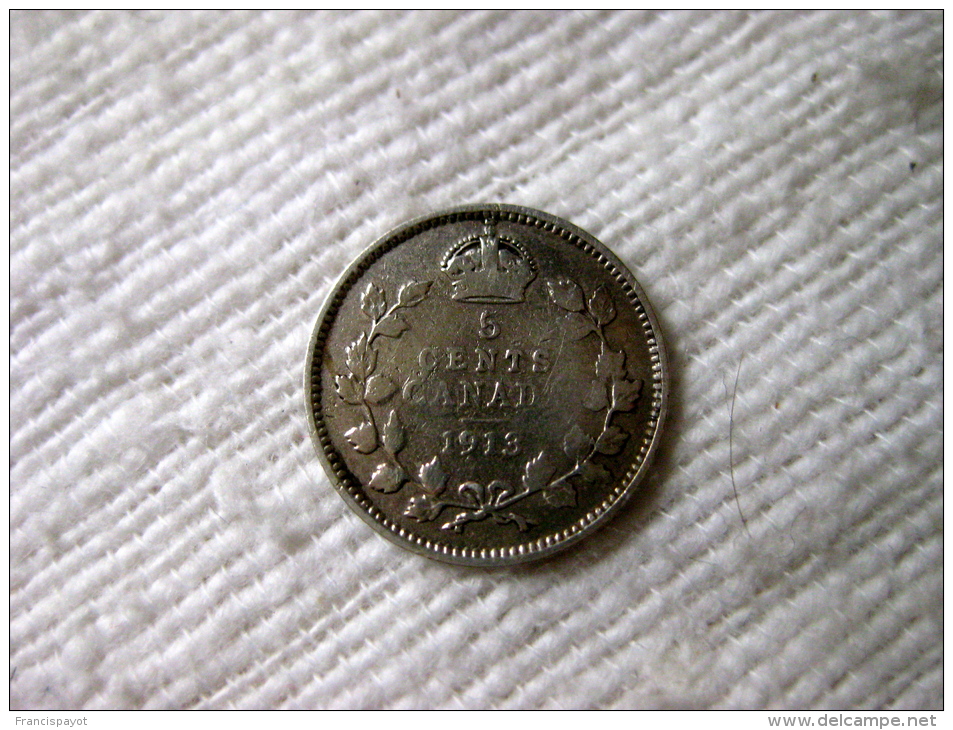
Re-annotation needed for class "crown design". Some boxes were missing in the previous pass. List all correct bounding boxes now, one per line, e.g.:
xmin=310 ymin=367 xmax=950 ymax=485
xmin=441 ymin=219 xmax=537 ymax=303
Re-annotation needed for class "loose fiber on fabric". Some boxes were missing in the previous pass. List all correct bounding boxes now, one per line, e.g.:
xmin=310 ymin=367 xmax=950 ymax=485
xmin=11 ymin=10 xmax=941 ymax=710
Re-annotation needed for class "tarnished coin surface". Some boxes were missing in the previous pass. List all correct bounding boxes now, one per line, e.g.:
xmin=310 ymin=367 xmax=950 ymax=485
xmin=305 ymin=205 xmax=667 ymax=566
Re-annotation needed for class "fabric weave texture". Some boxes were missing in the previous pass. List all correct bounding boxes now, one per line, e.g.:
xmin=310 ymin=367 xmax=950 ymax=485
xmin=11 ymin=10 xmax=942 ymax=710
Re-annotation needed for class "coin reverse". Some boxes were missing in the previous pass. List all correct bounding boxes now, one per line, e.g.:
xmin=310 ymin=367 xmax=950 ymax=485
xmin=305 ymin=205 xmax=667 ymax=566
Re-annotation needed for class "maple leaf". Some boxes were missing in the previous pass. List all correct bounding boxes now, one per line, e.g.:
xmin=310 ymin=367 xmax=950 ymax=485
xmin=587 ymin=285 xmax=616 ymax=325
xmin=546 ymin=278 xmax=585 ymax=312
xmin=595 ymin=425 xmax=629 ymax=455
xmin=344 ymin=420 xmax=377 ymax=454
xmin=368 ymin=463 xmax=406 ymax=493
xmin=564 ymin=312 xmax=597 ymax=341
xmin=397 ymin=280 xmax=432 ymax=307
xmin=418 ymin=456 xmax=448 ymax=496
xmin=577 ymin=461 xmax=610 ymax=485
xmin=380 ymin=409 xmax=406 ymax=453
xmin=583 ymin=380 xmax=609 ymax=411
xmin=364 ymin=374 xmax=397 ymax=404
xmin=563 ymin=425 xmax=594 ymax=462
xmin=361 ymin=283 xmax=387 ymax=321
xmin=522 ymin=450 xmax=557 ymax=492
xmin=344 ymin=333 xmax=376 ymax=378
xmin=373 ymin=312 xmax=409 ymax=339
xmin=405 ymin=495 xmax=442 ymax=522
xmin=611 ymin=378 xmax=643 ymax=412
xmin=596 ymin=345 xmax=626 ymax=380
xmin=333 ymin=373 xmax=362 ymax=405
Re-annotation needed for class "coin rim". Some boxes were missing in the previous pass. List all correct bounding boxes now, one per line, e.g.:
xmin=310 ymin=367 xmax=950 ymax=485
xmin=304 ymin=204 xmax=668 ymax=566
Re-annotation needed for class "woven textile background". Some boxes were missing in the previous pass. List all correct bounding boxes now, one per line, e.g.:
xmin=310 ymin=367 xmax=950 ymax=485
xmin=10 ymin=11 xmax=942 ymax=710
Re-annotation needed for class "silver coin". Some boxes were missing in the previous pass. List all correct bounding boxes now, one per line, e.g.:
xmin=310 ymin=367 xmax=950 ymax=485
xmin=305 ymin=205 xmax=667 ymax=566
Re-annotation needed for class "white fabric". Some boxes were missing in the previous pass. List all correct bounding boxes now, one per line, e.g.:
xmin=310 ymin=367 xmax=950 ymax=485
xmin=10 ymin=10 xmax=942 ymax=709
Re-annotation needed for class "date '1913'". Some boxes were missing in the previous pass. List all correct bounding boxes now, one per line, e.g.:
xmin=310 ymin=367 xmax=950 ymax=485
xmin=442 ymin=429 xmax=520 ymax=456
